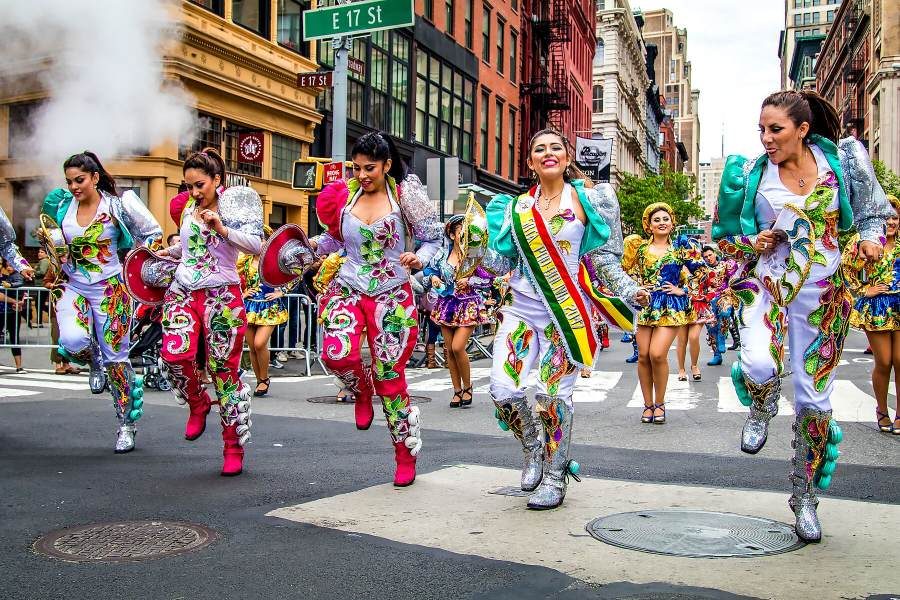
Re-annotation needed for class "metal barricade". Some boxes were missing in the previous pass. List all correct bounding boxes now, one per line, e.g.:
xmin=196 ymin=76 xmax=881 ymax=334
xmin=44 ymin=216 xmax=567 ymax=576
xmin=0 ymin=286 xmax=57 ymax=348
xmin=267 ymin=293 xmax=320 ymax=377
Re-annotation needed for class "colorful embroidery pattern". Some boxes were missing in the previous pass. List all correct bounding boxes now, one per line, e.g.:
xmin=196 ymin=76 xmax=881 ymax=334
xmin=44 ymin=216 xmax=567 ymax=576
xmin=373 ymin=295 xmax=417 ymax=382
xmin=804 ymin=273 xmax=851 ymax=392
xmin=100 ymin=276 xmax=132 ymax=353
xmin=69 ymin=214 xmax=113 ymax=279
xmin=539 ymin=324 xmax=570 ymax=396
xmin=185 ymin=219 xmax=221 ymax=283
xmin=504 ymin=321 xmax=533 ymax=387
xmin=495 ymin=402 xmax=526 ymax=441
xmin=764 ymin=302 xmax=786 ymax=376
xmin=162 ymin=286 xmax=193 ymax=355
xmin=74 ymin=294 xmax=90 ymax=333
xmin=799 ymin=412 xmax=831 ymax=479
xmin=107 ymin=362 xmax=129 ymax=416
xmin=537 ymin=398 xmax=565 ymax=459
xmin=359 ymin=223 xmax=399 ymax=293
xmin=382 ymin=393 xmax=412 ymax=442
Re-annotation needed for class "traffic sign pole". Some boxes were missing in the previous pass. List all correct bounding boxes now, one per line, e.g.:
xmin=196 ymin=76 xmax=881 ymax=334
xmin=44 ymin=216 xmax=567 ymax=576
xmin=332 ymin=34 xmax=350 ymax=165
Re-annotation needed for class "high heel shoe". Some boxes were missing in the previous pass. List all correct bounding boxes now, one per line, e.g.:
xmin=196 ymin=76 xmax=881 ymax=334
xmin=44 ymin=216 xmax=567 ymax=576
xmin=652 ymin=403 xmax=666 ymax=424
xmin=460 ymin=387 xmax=473 ymax=407
xmin=253 ymin=377 xmax=270 ymax=397
xmin=876 ymin=409 xmax=893 ymax=432
xmin=691 ymin=366 xmax=702 ymax=381
xmin=450 ymin=389 xmax=462 ymax=408
xmin=641 ymin=406 xmax=654 ymax=423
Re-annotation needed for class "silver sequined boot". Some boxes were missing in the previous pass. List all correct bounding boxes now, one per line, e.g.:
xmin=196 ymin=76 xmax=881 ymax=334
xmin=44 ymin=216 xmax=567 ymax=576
xmin=108 ymin=362 xmax=145 ymax=454
xmin=741 ymin=375 xmax=780 ymax=454
xmin=493 ymin=393 xmax=543 ymax=491
xmin=789 ymin=407 xmax=839 ymax=543
xmin=527 ymin=394 xmax=580 ymax=510
xmin=89 ymin=340 xmax=107 ymax=394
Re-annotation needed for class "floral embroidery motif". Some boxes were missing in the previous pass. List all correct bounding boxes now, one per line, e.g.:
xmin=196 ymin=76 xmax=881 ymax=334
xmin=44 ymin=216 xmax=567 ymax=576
xmin=539 ymin=324 xmax=570 ymax=396
xmin=358 ymin=226 xmax=398 ymax=293
xmin=320 ymin=285 xmax=360 ymax=361
xmin=69 ymin=214 xmax=113 ymax=279
xmin=74 ymin=294 xmax=90 ymax=332
xmin=204 ymin=286 xmax=244 ymax=372
xmin=548 ymin=209 xmax=575 ymax=235
xmin=504 ymin=321 xmax=533 ymax=387
xmin=373 ymin=301 xmax=417 ymax=381
xmin=764 ymin=302 xmax=786 ymax=376
xmin=382 ymin=394 xmax=412 ymax=442
xmin=799 ymin=412 xmax=830 ymax=478
xmin=495 ymin=402 xmax=526 ymax=441
xmin=185 ymin=220 xmax=221 ymax=283
xmin=100 ymin=276 xmax=132 ymax=352
xmin=162 ymin=286 xmax=193 ymax=355
xmin=804 ymin=273 xmax=851 ymax=392
xmin=536 ymin=398 xmax=565 ymax=459
xmin=107 ymin=362 xmax=130 ymax=416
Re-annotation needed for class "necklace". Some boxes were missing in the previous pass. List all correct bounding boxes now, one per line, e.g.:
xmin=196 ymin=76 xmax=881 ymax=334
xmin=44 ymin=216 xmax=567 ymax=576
xmin=536 ymin=186 xmax=563 ymax=211
xmin=792 ymin=146 xmax=814 ymax=189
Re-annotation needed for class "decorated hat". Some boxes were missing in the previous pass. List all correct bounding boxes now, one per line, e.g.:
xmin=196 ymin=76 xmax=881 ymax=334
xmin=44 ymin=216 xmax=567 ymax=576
xmin=888 ymin=194 xmax=900 ymax=217
xmin=123 ymin=246 xmax=178 ymax=307
xmin=260 ymin=223 xmax=314 ymax=287
xmin=642 ymin=202 xmax=676 ymax=235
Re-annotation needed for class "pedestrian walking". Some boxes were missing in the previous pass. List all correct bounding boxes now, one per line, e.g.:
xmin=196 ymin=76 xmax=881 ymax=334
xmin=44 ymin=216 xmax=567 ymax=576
xmin=713 ymin=90 xmax=891 ymax=541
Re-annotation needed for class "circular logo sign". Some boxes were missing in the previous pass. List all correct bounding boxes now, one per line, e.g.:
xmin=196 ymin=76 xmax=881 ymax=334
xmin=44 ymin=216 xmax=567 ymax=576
xmin=239 ymin=134 xmax=263 ymax=163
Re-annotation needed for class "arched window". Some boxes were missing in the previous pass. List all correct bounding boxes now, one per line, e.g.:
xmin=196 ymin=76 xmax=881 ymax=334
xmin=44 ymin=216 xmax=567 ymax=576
xmin=594 ymin=39 xmax=605 ymax=67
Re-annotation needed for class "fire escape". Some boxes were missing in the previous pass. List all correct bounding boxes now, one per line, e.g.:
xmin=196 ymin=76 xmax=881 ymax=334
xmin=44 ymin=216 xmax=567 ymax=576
xmin=522 ymin=0 xmax=572 ymax=131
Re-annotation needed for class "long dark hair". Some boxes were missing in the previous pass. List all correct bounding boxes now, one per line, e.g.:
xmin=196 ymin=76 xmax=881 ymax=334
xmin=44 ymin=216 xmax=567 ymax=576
xmin=350 ymin=132 xmax=408 ymax=183
xmin=528 ymin=128 xmax=578 ymax=183
xmin=182 ymin=147 xmax=227 ymax=186
xmin=761 ymin=90 xmax=840 ymax=144
xmin=63 ymin=151 xmax=118 ymax=197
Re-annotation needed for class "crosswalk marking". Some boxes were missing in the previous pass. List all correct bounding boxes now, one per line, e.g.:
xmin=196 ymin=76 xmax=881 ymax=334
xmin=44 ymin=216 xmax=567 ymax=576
xmin=0 ymin=377 xmax=87 ymax=391
xmin=0 ymin=388 xmax=41 ymax=398
xmin=717 ymin=377 xmax=795 ymax=416
xmin=627 ymin=374 xmax=703 ymax=410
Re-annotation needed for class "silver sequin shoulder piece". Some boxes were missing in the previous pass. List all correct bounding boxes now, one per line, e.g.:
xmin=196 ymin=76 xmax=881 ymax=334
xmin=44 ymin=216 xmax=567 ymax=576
xmin=107 ymin=190 xmax=163 ymax=247
xmin=219 ymin=186 xmax=264 ymax=238
xmin=837 ymin=136 xmax=891 ymax=243
xmin=398 ymin=174 xmax=443 ymax=244
xmin=581 ymin=184 xmax=641 ymax=303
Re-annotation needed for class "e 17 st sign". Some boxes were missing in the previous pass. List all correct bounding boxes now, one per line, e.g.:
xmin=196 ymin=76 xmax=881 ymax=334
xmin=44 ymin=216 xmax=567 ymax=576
xmin=303 ymin=0 xmax=414 ymax=41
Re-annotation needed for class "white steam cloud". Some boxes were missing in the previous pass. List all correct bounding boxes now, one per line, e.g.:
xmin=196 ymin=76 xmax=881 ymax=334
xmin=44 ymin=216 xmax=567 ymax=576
xmin=1 ymin=0 xmax=195 ymax=166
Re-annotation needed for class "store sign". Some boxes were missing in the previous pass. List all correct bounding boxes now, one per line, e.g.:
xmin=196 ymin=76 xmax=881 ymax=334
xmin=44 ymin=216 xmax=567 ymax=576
xmin=575 ymin=136 xmax=613 ymax=183
xmin=322 ymin=162 xmax=343 ymax=185
xmin=239 ymin=132 xmax=264 ymax=165
xmin=297 ymin=71 xmax=333 ymax=88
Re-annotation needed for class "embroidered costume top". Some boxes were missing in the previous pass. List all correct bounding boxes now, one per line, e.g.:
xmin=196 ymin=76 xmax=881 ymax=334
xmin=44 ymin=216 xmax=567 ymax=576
xmin=424 ymin=245 xmax=494 ymax=327
xmin=42 ymin=189 xmax=162 ymax=286
xmin=842 ymin=232 xmax=900 ymax=331
xmin=238 ymin=254 xmax=288 ymax=326
xmin=0 ymin=207 xmax=30 ymax=273
xmin=167 ymin=187 xmax=264 ymax=290
xmin=312 ymin=174 xmax=442 ymax=295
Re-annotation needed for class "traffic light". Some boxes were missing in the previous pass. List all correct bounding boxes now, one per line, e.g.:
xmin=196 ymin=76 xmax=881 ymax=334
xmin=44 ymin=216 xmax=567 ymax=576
xmin=292 ymin=160 xmax=324 ymax=191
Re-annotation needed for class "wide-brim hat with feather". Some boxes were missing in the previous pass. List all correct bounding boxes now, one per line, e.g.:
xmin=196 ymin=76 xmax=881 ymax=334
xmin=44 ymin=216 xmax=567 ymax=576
xmin=642 ymin=202 xmax=676 ymax=235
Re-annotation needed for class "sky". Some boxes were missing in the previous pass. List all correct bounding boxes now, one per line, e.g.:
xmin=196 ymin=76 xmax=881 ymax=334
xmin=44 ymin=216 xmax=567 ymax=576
xmin=633 ymin=0 xmax=784 ymax=161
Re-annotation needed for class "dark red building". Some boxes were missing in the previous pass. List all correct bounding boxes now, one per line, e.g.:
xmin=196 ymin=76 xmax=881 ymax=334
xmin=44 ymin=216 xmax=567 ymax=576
xmin=519 ymin=0 xmax=596 ymax=185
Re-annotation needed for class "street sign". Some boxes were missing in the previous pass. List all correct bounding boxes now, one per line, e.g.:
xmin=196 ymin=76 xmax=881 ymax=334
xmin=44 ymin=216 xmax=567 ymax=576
xmin=348 ymin=57 xmax=365 ymax=78
xmin=302 ymin=0 xmax=414 ymax=41
xmin=297 ymin=71 xmax=333 ymax=88
xmin=426 ymin=157 xmax=459 ymax=220
xmin=293 ymin=160 xmax=324 ymax=191
xmin=322 ymin=162 xmax=343 ymax=185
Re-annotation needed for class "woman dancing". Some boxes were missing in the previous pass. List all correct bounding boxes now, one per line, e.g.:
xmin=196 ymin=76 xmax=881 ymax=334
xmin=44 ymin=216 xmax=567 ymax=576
xmin=842 ymin=194 xmax=900 ymax=435
xmin=486 ymin=129 xmax=647 ymax=509
xmin=713 ymin=90 xmax=891 ymax=541
xmin=622 ymin=204 xmax=705 ymax=424
xmin=158 ymin=148 xmax=263 ymax=476
xmin=262 ymin=132 xmax=442 ymax=486
xmin=425 ymin=215 xmax=493 ymax=408
xmin=43 ymin=152 xmax=162 ymax=452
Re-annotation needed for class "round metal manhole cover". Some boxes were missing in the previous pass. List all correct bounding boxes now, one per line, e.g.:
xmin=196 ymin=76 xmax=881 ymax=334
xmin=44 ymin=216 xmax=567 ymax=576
xmin=34 ymin=520 xmax=217 ymax=563
xmin=306 ymin=395 xmax=432 ymax=404
xmin=586 ymin=510 xmax=804 ymax=558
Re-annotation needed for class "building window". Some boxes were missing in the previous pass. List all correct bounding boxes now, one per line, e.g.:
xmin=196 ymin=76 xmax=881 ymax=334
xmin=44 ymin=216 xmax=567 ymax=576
xmin=508 ymin=107 xmax=516 ymax=179
xmin=179 ymin=113 xmax=223 ymax=160
xmin=415 ymin=47 xmax=473 ymax=160
xmin=7 ymin=101 xmax=44 ymax=159
xmin=495 ymin=99 xmax=504 ymax=176
xmin=390 ymin=32 xmax=410 ymax=139
xmin=497 ymin=19 xmax=505 ymax=74
xmin=803 ymin=12 xmax=811 ymax=25
xmin=510 ymin=30 xmax=518 ymax=84
xmin=482 ymin=7 xmax=491 ymax=63
xmin=813 ymin=12 xmax=820 ymax=23
xmin=445 ymin=0 xmax=455 ymax=35
xmin=224 ymin=122 xmax=263 ymax=177
xmin=269 ymin=203 xmax=288 ymax=229
xmin=827 ymin=10 xmax=834 ymax=21
xmin=464 ymin=0 xmax=474 ymax=48
xmin=794 ymin=13 xmax=802 ymax=25
xmin=480 ymin=90 xmax=489 ymax=168
xmin=512 ymin=0 xmax=518 ymax=11
xmin=794 ymin=0 xmax=801 ymax=6
xmin=232 ymin=0 xmax=271 ymax=38
xmin=592 ymin=85 xmax=604 ymax=113
xmin=595 ymin=39 xmax=605 ymax=67
xmin=188 ymin=0 xmax=224 ymax=15
xmin=277 ymin=0 xmax=309 ymax=57
xmin=813 ymin=0 xmax=820 ymax=5
xmin=424 ymin=0 xmax=433 ymax=20
xmin=272 ymin=134 xmax=302 ymax=182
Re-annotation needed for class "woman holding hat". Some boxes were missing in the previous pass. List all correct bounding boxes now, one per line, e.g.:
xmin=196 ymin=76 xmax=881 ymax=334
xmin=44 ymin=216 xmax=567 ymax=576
xmin=424 ymin=215 xmax=494 ymax=408
xmin=713 ymin=90 xmax=891 ymax=541
xmin=622 ymin=202 xmax=706 ymax=425
xmin=157 ymin=147 xmax=263 ymax=477
xmin=42 ymin=151 xmax=162 ymax=453
xmin=842 ymin=194 xmax=900 ymax=435
xmin=485 ymin=128 xmax=648 ymax=510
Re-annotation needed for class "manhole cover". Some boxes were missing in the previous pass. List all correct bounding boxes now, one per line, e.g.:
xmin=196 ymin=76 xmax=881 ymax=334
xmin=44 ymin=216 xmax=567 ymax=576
xmin=586 ymin=510 xmax=804 ymax=558
xmin=488 ymin=486 xmax=531 ymax=497
xmin=34 ymin=520 xmax=217 ymax=563
xmin=307 ymin=395 xmax=432 ymax=404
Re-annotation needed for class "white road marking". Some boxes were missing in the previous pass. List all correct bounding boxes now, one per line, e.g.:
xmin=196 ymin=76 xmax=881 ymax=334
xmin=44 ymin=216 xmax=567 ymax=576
xmin=627 ymin=374 xmax=703 ymax=410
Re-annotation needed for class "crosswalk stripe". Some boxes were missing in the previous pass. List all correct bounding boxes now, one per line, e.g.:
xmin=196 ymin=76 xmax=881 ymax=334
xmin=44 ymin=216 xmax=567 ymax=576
xmin=627 ymin=374 xmax=704 ymax=410
xmin=0 ymin=377 xmax=87 ymax=391
xmin=717 ymin=377 xmax=795 ymax=416
xmin=0 ymin=388 xmax=41 ymax=398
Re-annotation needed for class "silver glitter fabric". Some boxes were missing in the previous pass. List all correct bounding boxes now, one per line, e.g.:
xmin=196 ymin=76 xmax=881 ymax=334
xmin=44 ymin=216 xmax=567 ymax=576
xmin=110 ymin=190 xmax=163 ymax=247
xmin=278 ymin=239 xmax=315 ymax=275
xmin=583 ymin=185 xmax=642 ymax=303
xmin=141 ymin=256 xmax=177 ymax=288
xmin=397 ymin=174 xmax=443 ymax=264
xmin=218 ymin=186 xmax=264 ymax=239
xmin=88 ymin=340 xmax=106 ymax=395
xmin=838 ymin=137 xmax=892 ymax=243
xmin=0 ymin=206 xmax=28 ymax=272
xmin=480 ymin=247 xmax=514 ymax=277
xmin=114 ymin=424 xmax=136 ymax=454
xmin=741 ymin=374 xmax=781 ymax=454
xmin=789 ymin=407 xmax=832 ymax=542
xmin=527 ymin=394 xmax=576 ymax=510
xmin=492 ymin=393 xmax=544 ymax=492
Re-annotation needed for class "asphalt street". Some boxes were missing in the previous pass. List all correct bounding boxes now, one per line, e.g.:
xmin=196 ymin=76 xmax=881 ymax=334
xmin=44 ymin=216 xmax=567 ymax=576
xmin=1 ymin=330 xmax=897 ymax=600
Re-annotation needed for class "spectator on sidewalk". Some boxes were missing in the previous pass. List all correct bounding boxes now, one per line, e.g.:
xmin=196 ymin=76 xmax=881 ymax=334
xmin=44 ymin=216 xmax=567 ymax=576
xmin=31 ymin=248 xmax=51 ymax=327
xmin=0 ymin=258 xmax=27 ymax=372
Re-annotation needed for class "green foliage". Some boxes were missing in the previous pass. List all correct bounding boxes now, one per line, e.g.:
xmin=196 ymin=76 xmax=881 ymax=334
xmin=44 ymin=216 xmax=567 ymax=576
xmin=873 ymin=160 xmax=900 ymax=198
xmin=617 ymin=164 xmax=706 ymax=236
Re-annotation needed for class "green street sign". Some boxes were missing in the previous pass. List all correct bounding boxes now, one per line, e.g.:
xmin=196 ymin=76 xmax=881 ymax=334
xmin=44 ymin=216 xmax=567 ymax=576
xmin=303 ymin=0 xmax=414 ymax=41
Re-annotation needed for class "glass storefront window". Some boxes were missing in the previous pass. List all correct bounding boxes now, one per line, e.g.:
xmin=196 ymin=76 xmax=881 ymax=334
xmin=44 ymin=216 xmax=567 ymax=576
xmin=277 ymin=0 xmax=309 ymax=57
xmin=272 ymin=134 xmax=302 ymax=182
xmin=232 ymin=0 xmax=270 ymax=38
xmin=224 ymin=122 xmax=263 ymax=177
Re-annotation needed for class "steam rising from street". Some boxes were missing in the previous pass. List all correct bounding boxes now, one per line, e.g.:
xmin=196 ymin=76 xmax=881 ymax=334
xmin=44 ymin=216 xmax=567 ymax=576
xmin=0 ymin=0 xmax=195 ymax=166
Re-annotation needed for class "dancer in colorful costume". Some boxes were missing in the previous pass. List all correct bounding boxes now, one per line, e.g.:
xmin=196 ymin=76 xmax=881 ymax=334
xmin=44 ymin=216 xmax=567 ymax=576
xmin=485 ymin=129 xmax=648 ymax=509
xmin=42 ymin=152 xmax=162 ymax=453
xmin=622 ymin=204 xmax=706 ymax=424
xmin=155 ymin=148 xmax=262 ymax=476
xmin=261 ymin=132 xmax=442 ymax=487
xmin=0 ymin=208 xmax=34 ymax=279
xmin=842 ymin=194 xmax=900 ymax=434
xmin=700 ymin=246 xmax=739 ymax=366
xmin=677 ymin=251 xmax=717 ymax=381
xmin=713 ymin=90 xmax=891 ymax=541
xmin=424 ymin=205 xmax=492 ymax=408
